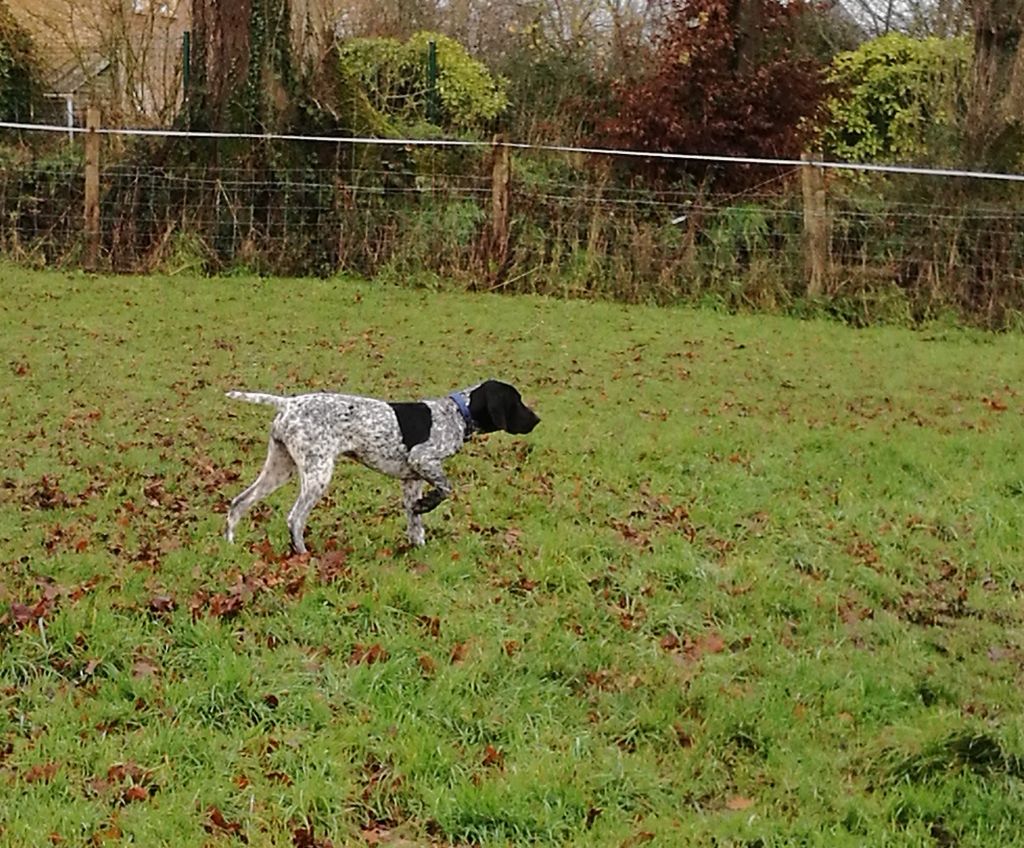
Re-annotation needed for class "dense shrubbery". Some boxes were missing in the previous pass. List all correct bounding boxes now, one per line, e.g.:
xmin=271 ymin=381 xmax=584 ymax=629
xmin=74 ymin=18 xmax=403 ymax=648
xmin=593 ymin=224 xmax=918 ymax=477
xmin=822 ymin=34 xmax=972 ymax=164
xmin=337 ymin=31 xmax=508 ymax=135
xmin=601 ymin=0 xmax=828 ymax=190
xmin=1 ymin=3 xmax=1023 ymax=328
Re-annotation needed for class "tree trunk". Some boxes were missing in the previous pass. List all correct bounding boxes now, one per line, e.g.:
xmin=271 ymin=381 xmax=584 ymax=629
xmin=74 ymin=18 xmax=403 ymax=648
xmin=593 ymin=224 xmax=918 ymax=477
xmin=732 ymin=0 xmax=765 ymax=73
xmin=289 ymin=0 xmax=322 ymax=76
xmin=967 ymin=0 xmax=1024 ymax=168
xmin=188 ymin=0 xmax=251 ymax=131
xmin=188 ymin=0 xmax=295 ymax=133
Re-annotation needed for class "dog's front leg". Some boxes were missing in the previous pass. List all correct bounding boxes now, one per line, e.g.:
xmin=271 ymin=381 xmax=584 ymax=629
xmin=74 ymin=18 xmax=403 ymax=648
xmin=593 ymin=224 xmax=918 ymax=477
xmin=407 ymin=449 xmax=452 ymax=516
xmin=412 ymin=488 xmax=447 ymax=515
xmin=401 ymin=479 xmax=427 ymax=546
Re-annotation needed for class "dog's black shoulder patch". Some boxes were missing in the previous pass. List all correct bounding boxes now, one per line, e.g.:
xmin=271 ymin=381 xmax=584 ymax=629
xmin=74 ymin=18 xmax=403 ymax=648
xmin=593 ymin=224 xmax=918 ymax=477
xmin=389 ymin=402 xmax=432 ymax=450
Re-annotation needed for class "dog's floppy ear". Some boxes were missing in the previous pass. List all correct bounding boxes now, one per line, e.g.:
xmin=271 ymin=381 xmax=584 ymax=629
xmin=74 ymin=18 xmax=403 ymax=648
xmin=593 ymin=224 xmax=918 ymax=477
xmin=486 ymin=383 xmax=510 ymax=431
xmin=468 ymin=380 xmax=505 ymax=433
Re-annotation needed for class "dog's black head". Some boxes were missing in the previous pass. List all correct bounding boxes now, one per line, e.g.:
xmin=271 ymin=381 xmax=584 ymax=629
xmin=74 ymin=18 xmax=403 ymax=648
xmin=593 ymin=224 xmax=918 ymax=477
xmin=468 ymin=380 xmax=540 ymax=435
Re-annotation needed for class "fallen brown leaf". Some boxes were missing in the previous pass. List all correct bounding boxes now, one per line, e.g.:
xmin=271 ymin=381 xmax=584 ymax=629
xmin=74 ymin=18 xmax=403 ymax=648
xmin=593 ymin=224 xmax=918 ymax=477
xmin=725 ymin=795 xmax=755 ymax=811
xmin=23 ymin=761 xmax=58 ymax=783
xmin=205 ymin=806 xmax=246 ymax=841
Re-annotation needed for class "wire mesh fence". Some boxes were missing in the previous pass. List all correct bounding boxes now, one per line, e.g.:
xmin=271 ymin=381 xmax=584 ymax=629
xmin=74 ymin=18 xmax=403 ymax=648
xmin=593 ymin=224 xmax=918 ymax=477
xmin=0 ymin=127 xmax=1023 ymax=325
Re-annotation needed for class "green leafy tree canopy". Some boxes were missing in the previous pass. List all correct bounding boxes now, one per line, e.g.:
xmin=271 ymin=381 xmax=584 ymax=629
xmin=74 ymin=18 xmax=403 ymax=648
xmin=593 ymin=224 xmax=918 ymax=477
xmin=337 ymin=31 xmax=507 ymax=134
xmin=822 ymin=33 xmax=971 ymax=164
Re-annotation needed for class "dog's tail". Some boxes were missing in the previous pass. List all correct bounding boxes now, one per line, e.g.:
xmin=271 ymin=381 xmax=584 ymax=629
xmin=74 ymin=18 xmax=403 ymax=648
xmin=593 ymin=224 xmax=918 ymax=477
xmin=226 ymin=390 xmax=288 ymax=408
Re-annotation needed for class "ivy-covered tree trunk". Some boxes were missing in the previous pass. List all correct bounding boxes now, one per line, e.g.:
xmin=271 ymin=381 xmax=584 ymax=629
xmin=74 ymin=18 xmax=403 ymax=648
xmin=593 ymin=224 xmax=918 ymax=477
xmin=188 ymin=0 xmax=296 ymax=133
xmin=0 ymin=2 xmax=42 ymax=122
xmin=966 ymin=0 xmax=1024 ymax=168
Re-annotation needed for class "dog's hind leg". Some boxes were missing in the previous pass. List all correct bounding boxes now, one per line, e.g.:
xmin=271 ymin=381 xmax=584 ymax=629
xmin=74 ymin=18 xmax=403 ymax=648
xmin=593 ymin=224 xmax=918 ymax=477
xmin=286 ymin=455 xmax=336 ymax=554
xmin=226 ymin=438 xmax=295 ymax=543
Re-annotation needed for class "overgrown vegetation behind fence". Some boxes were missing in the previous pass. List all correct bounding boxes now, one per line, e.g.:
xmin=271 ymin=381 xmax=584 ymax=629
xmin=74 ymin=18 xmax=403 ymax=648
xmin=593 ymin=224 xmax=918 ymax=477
xmin=2 ymin=130 xmax=1023 ymax=327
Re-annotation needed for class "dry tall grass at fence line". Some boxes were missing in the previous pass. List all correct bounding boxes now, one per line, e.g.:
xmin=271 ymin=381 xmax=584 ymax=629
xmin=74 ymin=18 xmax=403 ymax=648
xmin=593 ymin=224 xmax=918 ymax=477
xmin=1 ymin=134 xmax=1023 ymax=326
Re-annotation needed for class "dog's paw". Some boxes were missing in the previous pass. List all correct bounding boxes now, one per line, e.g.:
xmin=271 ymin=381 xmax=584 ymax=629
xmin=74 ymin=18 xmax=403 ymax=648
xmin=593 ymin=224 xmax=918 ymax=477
xmin=412 ymin=489 xmax=445 ymax=515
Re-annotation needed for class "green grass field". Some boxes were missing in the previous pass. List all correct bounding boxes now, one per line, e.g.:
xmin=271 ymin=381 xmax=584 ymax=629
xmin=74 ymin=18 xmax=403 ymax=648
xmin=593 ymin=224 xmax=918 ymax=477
xmin=1 ymin=267 xmax=1023 ymax=847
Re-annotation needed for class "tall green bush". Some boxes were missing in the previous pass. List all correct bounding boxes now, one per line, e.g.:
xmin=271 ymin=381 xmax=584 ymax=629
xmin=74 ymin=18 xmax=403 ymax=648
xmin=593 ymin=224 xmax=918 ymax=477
xmin=337 ymin=31 xmax=507 ymax=135
xmin=822 ymin=34 xmax=971 ymax=163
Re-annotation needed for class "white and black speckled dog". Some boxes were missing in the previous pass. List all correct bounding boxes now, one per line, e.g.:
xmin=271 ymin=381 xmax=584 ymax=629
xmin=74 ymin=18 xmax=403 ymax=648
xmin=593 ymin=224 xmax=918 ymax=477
xmin=224 ymin=380 xmax=540 ymax=552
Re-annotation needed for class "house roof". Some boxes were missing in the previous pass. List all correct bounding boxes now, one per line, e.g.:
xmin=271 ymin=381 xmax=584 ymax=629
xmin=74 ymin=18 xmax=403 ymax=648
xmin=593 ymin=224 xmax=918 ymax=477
xmin=48 ymin=55 xmax=111 ymax=95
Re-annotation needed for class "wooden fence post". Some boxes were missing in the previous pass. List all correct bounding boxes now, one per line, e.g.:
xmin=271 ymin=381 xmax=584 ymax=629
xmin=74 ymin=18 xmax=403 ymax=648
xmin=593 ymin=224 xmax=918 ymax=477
xmin=489 ymin=133 xmax=511 ymax=268
xmin=800 ymin=152 xmax=829 ymax=297
xmin=84 ymin=106 xmax=101 ymax=271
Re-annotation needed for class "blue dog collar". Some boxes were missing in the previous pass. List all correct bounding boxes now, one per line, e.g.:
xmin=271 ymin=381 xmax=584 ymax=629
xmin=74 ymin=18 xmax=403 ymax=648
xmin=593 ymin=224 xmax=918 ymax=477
xmin=448 ymin=391 xmax=475 ymax=438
